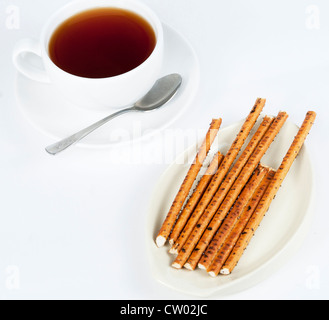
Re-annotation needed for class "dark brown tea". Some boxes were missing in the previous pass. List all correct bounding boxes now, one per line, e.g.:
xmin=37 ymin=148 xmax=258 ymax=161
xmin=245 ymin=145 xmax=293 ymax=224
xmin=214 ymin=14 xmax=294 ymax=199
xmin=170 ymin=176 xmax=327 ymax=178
xmin=49 ymin=8 xmax=156 ymax=78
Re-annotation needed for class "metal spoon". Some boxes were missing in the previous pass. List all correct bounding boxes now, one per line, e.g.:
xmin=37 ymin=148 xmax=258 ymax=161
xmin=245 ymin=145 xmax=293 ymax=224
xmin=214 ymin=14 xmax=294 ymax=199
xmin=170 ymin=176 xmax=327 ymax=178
xmin=45 ymin=73 xmax=182 ymax=155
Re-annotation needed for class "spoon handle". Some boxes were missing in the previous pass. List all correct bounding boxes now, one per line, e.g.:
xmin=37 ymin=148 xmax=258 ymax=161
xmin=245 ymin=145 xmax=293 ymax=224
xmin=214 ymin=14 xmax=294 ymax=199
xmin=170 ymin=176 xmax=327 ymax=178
xmin=45 ymin=107 xmax=135 ymax=155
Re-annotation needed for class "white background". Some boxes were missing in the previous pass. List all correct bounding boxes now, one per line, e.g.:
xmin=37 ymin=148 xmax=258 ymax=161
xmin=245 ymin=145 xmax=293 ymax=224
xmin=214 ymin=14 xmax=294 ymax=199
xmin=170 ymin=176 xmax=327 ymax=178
xmin=0 ymin=0 xmax=328 ymax=300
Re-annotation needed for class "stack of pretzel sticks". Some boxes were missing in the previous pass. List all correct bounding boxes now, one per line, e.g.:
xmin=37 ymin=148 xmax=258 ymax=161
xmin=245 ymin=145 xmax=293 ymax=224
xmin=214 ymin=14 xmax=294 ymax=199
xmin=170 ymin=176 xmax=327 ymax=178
xmin=156 ymin=98 xmax=316 ymax=276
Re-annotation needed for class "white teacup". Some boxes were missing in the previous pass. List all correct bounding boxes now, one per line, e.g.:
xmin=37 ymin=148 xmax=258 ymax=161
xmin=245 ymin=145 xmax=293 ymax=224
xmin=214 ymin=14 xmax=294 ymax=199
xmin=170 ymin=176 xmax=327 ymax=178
xmin=13 ymin=0 xmax=164 ymax=110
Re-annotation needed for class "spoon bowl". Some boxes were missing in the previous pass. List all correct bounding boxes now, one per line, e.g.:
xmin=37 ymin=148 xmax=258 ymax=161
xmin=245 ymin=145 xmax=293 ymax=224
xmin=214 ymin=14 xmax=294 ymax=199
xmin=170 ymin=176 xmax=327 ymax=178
xmin=134 ymin=73 xmax=183 ymax=111
xmin=45 ymin=73 xmax=182 ymax=155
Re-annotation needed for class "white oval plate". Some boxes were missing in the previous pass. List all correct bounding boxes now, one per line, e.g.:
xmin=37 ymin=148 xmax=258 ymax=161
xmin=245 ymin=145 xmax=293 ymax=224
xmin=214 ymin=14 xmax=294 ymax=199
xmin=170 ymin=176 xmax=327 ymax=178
xmin=15 ymin=24 xmax=200 ymax=148
xmin=146 ymin=117 xmax=314 ymax=297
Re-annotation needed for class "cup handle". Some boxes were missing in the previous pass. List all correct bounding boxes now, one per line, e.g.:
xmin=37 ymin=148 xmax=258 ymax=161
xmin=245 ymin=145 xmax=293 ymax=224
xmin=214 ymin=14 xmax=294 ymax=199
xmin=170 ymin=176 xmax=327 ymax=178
xmin=13 ymin=38 xmax=50 ymax=83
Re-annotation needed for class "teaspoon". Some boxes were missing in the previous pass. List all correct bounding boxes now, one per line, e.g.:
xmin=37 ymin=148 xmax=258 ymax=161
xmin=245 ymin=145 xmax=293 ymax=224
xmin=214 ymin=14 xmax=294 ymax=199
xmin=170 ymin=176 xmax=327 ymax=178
xmin=45 ymin=73 xmax=182 ymax=155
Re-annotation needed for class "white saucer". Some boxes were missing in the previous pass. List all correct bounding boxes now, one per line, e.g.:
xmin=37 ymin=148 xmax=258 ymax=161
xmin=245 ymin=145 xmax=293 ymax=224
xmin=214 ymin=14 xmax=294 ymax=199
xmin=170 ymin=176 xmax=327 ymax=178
xmin=15 ymin=24 xmax=200 ymax=148
xmin=146 ymin=117 xmax=314 ymax=297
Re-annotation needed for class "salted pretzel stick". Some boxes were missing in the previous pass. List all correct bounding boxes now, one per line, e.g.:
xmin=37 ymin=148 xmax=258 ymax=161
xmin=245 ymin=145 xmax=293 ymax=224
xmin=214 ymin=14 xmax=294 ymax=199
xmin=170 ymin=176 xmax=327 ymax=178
xmin=172 ymin=112 xmax=288 ymax=269
xmin=169 ymin=101 xmax=267 ymax=254
xmin=156 ymin=118 xmax=222 ymax=247
xmin=185 ymin=121 xmax=273 ymax=270
xmin=207 ymin=169 xmax=275 ymax=277
xmin=196 ymin=164 xmax=269 ymax=271
xmin=168 ymin=152 xmax=225 ymax=246
xmin=220 ymin=111 xmax=317 ymax=275
xmin=171 ymin=114 xmax=272 ymax=255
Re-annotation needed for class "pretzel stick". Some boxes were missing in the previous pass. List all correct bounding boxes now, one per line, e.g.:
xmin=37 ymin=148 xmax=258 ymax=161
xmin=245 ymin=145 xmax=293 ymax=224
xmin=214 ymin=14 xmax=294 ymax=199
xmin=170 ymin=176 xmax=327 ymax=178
xmin=195 ymin=164 xmax=269 ymax=271
xmin=169 ymin=100 xmax=267 ymax=254
xmin=171 ymin=114 xmax=272 ymax=255
xmin=207 ymin=169 xmax=275 ymax=276
xmin=168 ymin=152 xmax=225 ymax=246
xmin=156 ymin=118 xmax=222 ymax=247
xmin=172 ymin=112 xmax=288 ymax=269
xmin=180 ymin=112 xmax=288 ymax=269
xmin=220 ymin=111 xmax=316 ymax=275
xmin=185 ymin=116 xmax=273 ymax=270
